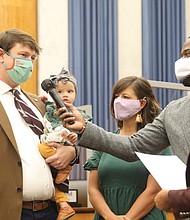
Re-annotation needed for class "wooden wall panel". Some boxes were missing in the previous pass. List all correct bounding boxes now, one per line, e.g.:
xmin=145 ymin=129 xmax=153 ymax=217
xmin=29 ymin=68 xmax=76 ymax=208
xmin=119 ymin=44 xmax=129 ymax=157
xmin=167 ymin=212 xmax=175 ymax=220
xmin=0 ymin=0 xmax=38 ymax=94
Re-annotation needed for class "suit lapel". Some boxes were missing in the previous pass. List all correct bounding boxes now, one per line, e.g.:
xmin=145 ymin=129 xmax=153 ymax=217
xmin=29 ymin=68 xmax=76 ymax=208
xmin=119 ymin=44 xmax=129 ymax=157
xmin=0 ymin=91 xmax=45 ymax=155
xmin=22 ymin=90 xmax=46 ymax=116
xmin=186 ymin=153 xmax=190 ymax=187
xmin=0 ymin=103 xmax=19 ymax=154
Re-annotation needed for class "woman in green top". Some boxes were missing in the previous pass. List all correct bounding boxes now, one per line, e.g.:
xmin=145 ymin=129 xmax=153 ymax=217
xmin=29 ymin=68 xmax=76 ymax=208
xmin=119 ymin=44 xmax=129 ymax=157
xmin=84 ymin=76 xmax=173 ymax=220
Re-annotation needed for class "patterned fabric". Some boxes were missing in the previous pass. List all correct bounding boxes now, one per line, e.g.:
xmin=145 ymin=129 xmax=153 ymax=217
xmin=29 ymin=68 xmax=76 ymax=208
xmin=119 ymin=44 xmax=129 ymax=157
xmin=12 ymin=89 xmax=44 ymax=135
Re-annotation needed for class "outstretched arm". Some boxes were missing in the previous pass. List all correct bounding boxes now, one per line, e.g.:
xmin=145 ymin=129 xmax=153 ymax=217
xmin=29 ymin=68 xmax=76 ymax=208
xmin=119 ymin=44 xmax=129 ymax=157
xmin=58 ymin=103 xmax=170 ymax=162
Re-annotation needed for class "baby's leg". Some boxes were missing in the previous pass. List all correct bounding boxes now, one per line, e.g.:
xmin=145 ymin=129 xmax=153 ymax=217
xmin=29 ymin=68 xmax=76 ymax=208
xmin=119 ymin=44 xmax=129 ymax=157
xmin=55 ymin=187 xmax=75 ymax=220
xmin=55 ymin=165 xmax=72 ymax=184
xmin=38 ymin=142 xmax=56 ymax=158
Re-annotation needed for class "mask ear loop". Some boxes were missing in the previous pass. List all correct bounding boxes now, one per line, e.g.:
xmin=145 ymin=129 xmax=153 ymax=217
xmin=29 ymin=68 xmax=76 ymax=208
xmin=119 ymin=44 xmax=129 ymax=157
xmin=5 ymin=60 xmax=15 ymax=70
xmin=139 ymin=97 xmax=147 ymax=109
xmin=1 ymin=61 xmax=6 ymax=68
xmin=2 ymin=50 xmax=15 ymax=70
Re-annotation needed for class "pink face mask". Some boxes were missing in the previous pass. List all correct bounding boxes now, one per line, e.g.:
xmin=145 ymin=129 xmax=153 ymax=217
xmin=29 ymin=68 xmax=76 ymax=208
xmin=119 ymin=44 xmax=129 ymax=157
xmin=114 ymin=97 xmax=142 ymax=121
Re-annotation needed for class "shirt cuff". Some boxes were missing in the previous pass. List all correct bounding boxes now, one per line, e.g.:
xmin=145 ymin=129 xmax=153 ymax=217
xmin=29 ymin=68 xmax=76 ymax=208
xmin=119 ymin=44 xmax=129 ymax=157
xmin=69 ymin=146 xmax=79 ymax=166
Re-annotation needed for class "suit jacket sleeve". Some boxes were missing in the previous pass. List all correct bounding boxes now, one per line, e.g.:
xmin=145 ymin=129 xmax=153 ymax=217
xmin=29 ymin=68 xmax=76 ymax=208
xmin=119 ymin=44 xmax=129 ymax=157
xmin=168 ymin=155 xmax=190 ymax=219
xmin=78 ymin=108 xmax=170 ymax=162
xmin=169 ymin=187 xmax=190 ymax=219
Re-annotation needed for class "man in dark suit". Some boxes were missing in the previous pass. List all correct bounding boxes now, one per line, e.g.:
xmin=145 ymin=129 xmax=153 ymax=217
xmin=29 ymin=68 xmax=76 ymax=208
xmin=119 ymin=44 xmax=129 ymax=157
xmin=154 ymin=153 xmax=190 ymax=220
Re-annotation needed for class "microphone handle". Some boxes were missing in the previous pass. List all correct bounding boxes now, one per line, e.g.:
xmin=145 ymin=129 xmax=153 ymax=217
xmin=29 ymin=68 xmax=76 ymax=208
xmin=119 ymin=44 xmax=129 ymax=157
xmin=49 ymin=89 xmax=75 ymax=125
xmin=49 ymin=89 xmax=66 ymax=109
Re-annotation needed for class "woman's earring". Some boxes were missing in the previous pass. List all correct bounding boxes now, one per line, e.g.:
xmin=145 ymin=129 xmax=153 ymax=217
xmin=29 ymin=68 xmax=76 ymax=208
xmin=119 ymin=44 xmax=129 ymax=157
xmin=135 ymin=113 xmax=143 ymax=124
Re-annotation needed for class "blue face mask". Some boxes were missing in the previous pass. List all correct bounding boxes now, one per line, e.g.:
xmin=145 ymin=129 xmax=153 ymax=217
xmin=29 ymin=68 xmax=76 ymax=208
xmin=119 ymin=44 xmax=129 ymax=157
xmin=3 ymin=51 xmax=33 ymax=84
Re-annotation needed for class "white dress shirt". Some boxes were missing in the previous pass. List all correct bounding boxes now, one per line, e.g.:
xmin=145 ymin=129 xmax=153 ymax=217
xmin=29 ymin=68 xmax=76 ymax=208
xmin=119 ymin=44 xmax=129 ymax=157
xmin=0 ymin=81 xmax=54 ymax=201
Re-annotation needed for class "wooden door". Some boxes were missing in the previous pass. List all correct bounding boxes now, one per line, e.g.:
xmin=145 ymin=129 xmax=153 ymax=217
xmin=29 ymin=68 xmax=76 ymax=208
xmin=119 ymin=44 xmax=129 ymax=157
xmin=0 ymin=0 xmax=37 ymax=94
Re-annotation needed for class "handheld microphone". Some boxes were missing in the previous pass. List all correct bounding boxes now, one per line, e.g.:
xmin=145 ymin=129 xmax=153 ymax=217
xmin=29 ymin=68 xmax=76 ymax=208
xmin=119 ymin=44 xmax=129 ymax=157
xmin=41 ymin=78 xmax=75 ymax=125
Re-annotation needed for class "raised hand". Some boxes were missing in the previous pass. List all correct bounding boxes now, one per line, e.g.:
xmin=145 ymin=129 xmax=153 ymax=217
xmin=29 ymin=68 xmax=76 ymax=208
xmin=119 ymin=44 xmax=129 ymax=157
xmin=57 ymin=103 xmax=85 ymax=132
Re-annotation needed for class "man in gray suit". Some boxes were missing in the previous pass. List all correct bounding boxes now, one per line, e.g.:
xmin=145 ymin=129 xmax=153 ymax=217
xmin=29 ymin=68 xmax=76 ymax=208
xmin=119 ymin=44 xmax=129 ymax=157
xmin=59 ymin=38 xmax=190 ymax=220
xmin=60 ymin=37 xmax=190 ymax=166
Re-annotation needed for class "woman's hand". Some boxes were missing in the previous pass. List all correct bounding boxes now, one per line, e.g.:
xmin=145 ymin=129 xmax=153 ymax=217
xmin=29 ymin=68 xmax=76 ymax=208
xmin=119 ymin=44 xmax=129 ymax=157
xmin=105 ymin=215 xmax=130 ymax=220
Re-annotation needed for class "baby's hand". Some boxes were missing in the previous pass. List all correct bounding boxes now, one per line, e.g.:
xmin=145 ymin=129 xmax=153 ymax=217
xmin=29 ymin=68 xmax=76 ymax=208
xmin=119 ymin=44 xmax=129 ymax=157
xmin=61 ymin=130 xmax=78 ymax=144
xmin=68 ymin=132 xmax=78 ymax=144
xmin=39 ymin=95 xmax=48 ymax=103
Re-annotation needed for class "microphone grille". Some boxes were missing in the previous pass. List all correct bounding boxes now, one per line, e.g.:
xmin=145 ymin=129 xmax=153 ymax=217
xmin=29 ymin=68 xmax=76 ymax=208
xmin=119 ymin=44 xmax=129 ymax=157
xmin=41 ymin=79 xmax=56 ymax=92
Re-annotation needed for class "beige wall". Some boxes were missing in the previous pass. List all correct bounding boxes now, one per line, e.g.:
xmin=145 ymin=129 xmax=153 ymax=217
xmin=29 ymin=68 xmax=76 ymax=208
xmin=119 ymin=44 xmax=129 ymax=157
xmin=118 ymin=0 xmax=142 ymax=79
xmin=186 ymin=0 xmax=190 ymax=38
xmin=37 ymin=0 xmax=69 ymax=95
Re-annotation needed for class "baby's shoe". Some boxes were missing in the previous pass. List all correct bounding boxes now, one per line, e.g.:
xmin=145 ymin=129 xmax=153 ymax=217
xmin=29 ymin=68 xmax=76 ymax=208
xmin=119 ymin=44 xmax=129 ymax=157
xmin=57 ymin=203 xmax=75 ymax=220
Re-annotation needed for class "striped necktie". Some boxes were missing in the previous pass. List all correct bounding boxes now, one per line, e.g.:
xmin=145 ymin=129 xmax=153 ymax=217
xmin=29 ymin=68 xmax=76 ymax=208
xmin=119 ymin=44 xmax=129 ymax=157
xmin=11 ymin=89 xmax=44 ymax=136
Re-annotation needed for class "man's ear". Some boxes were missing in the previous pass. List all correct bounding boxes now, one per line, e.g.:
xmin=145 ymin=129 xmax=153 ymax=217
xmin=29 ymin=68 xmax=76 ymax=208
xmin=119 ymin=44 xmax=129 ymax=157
xmin=0 ymin=48 xmax=5 ymax=62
